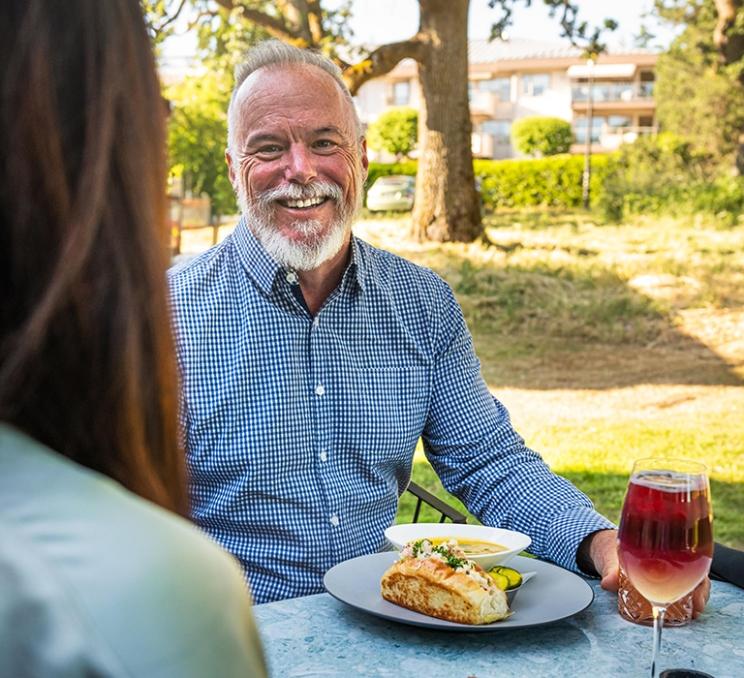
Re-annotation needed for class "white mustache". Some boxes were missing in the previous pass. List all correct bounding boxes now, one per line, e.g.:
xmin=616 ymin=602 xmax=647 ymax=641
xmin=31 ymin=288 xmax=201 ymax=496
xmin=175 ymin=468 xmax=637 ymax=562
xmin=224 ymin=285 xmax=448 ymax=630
xmin=254 ymin=181 xmax=344 ymax=206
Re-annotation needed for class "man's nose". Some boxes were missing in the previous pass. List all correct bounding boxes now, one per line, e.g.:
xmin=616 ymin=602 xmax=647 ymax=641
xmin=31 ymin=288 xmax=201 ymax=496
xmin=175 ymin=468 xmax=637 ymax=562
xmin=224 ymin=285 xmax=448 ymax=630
xmin=284 ymin=143 xmax=317 ymax=184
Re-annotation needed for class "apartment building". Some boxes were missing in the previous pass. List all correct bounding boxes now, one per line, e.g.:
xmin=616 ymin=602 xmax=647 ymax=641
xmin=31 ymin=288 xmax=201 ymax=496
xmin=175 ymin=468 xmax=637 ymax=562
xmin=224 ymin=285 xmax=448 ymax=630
xmin=353 ymin=38 xmax=658 ymax=160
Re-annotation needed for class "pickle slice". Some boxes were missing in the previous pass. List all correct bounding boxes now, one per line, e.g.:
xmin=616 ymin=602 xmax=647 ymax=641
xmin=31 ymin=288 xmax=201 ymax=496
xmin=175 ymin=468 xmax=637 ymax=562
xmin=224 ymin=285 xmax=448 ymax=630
xmin=488 ymin=570 xmax=510 ymax=590
xmin=489 ymin=566 xmax=523 ymax=590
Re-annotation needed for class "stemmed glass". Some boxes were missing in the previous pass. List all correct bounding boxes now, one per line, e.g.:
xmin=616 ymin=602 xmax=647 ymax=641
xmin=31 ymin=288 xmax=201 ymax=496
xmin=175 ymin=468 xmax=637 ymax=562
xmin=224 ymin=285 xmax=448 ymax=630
xmin=617 ymin=459 xmax=713 ymax=678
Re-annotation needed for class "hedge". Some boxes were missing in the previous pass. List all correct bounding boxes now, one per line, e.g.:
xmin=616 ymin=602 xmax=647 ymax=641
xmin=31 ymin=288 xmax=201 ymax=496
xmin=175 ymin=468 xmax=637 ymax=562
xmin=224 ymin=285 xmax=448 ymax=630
xmin=474 ymin=155 xmax=612 ymax=209
xmin=366 ymin=155 xmax=612 ymax=210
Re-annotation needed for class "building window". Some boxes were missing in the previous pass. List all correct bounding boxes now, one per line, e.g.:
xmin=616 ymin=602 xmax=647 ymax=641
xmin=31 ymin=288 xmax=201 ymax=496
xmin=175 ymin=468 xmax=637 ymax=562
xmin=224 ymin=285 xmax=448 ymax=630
xmin=574 ymin=116 xmax=603 ymax=144
xmin=522 ymin=73 xmax=550 ymax=97
xmin=392 ymin=80 xmax=410 ymax=106
xmin=482 ymin=119 xmax=511 ymax=145
xmin=639 ymin=70 xmax=655 ymax=97
xmin=480 ymin=77 xmax=511 ymax=102
xmin=607 ymin=115 xmax=632 ymax=129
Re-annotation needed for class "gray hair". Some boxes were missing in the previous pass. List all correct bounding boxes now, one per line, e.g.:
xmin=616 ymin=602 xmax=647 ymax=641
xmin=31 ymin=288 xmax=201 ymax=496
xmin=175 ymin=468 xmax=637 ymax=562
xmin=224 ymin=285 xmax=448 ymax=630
xmin=227 ymin=40 xmax=362 ymax=152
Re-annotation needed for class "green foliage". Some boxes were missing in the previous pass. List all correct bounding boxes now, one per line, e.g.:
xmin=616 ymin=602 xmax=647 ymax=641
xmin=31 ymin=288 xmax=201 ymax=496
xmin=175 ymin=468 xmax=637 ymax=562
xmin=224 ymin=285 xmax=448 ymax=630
xmin=166 ymin=70 xmax=236 ymax=217
xmin=474 ymin=155 xmax=611 ymax=209
xmin=369 ymin=156 xmax=613 ymax=210
xmin=654 ymin=0 xmax=744 ymax=164
xmin=598 ymin=133 xmax=744 ymax=222
xmin=511 ymin=116 xmax=573 ymax=157
xmin=160 ymin=6 xmax=272 ymax=218
xmin=366 ymin=107 xmax=419 ymax=160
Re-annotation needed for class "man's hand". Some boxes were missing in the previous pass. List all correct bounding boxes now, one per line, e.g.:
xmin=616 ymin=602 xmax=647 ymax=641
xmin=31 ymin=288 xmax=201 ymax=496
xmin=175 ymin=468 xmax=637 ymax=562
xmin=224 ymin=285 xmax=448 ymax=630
xmin=579 ymin=529 xmax=711 ymax=618
xmin=579 ymin=529 xmax=620 ymax=591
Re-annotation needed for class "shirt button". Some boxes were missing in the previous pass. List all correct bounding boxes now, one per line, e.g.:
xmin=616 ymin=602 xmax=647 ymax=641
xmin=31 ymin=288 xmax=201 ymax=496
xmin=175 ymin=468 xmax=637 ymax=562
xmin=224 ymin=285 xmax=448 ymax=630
xmin=329 ymin=515 xmax=340 ymax=527
xmin=312 ymin=316 xmax=320 ymax=329
xmin=285 ymin=270 xmax=298 ymax=284
xmin=319 ymin=450 xmax=328 ymax=462
xmin=315 ymin=384 xmax=325 ymax=396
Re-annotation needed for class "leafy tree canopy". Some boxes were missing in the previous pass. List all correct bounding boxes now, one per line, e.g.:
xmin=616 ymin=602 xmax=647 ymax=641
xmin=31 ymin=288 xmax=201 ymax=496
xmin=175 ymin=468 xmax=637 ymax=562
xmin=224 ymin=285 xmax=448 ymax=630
xmin=654 ymin=0 xmax=744 ymax=166
xmin=511 ymin=116 xmax=572 ymax=157
xmin=366 ymin=107 xmax=418 ymax=160
xmin=166 ymin=69 xmax=236 ymax=216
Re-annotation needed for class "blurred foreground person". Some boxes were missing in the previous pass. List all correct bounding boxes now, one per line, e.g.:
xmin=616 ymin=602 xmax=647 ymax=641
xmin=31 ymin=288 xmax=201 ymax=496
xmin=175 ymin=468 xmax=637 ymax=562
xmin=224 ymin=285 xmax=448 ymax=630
xmin=0 ymin=2 xmax=266 ymax=676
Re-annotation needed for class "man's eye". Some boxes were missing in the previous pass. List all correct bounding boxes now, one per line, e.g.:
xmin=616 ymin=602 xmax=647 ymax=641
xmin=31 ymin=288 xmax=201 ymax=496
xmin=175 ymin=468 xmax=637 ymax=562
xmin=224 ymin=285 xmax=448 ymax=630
xmin=257 ymin=145 xmax=283 ymax=155
xmin=313 ymin=139 xmax=337 ymax=150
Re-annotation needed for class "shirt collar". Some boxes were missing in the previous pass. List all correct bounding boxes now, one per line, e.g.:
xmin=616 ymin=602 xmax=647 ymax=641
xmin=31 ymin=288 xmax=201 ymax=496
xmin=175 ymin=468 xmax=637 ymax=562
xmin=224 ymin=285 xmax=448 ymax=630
xmin=232 ymin=217 xmax=284 ymax=297
xmin=232 ymin=216 xmax=367 ymax=296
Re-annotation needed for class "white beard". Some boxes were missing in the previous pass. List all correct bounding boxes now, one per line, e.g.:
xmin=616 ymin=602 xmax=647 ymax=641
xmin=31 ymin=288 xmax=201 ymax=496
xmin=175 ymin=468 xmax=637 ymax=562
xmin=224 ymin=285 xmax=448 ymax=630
xmin=236 ymin=179 xmax=358 ymax=272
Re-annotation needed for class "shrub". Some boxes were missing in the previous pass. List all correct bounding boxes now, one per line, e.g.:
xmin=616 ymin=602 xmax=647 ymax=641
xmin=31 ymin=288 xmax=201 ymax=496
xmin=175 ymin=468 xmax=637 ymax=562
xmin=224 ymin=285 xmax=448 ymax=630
xmin=366 ymin=156 xmax=615 ymax=210
xmin=366 ymin=107 xmax=419 ymax=160
xmin=474 ymin=154 xmax=612 ymax=209
xmin=597 ymin=133 xmax=743 ymax=223
xmin=511 ymin=117 xmax=573 ymax=157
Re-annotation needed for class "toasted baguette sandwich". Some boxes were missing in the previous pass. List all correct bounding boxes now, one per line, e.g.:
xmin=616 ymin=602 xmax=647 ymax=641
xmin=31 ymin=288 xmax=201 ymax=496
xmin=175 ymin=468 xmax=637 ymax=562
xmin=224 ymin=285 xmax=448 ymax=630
xmin=381 ymin=539 xmax=509 ymax=625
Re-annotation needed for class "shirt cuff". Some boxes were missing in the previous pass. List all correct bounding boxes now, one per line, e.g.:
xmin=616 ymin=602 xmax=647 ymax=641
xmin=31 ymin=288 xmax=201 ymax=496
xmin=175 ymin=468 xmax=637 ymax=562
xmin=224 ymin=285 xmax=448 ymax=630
xmin=543 ymin=506 xmax=616 ymax=575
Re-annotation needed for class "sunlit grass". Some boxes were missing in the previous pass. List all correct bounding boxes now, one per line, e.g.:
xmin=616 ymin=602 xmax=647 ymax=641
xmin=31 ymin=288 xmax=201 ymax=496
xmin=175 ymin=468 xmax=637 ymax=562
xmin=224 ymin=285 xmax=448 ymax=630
xmin=378 ymin=210 xmax=744 ymax=549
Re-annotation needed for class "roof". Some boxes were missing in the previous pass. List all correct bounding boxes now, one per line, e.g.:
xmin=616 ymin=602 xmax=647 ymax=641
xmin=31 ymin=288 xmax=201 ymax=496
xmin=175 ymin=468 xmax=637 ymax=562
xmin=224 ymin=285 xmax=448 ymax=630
xmin=468 ymin=38 xmax=581 ymax=63
xmin=468 ymin=38 xmax=658 ymax=63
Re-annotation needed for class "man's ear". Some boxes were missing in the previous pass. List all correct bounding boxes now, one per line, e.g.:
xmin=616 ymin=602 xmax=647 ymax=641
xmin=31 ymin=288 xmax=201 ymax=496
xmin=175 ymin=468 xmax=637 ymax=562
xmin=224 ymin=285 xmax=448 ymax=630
xmin=225 ymin=148 xmax=236 ymax=186
xmin=360 ymin=138 xmax=369 ymax=179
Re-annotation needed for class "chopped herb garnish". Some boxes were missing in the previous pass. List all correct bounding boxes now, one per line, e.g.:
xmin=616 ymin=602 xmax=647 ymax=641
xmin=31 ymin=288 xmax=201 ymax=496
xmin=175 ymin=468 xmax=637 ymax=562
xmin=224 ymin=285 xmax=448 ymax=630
xmin=432 ymin=544 xmax=465 ymax=570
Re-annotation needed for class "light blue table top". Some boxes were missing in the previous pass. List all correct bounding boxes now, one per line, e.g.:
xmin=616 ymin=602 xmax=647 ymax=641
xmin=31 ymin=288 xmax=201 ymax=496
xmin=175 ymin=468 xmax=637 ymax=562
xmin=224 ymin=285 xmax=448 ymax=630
xmin=253 ymin=579 xmax=744 ymax=677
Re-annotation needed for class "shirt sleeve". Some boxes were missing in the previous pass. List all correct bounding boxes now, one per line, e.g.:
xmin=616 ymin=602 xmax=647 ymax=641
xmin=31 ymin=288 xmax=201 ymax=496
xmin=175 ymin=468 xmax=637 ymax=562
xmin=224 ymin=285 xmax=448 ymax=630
xmin=421 ymin=280 xmax=615 ymax=574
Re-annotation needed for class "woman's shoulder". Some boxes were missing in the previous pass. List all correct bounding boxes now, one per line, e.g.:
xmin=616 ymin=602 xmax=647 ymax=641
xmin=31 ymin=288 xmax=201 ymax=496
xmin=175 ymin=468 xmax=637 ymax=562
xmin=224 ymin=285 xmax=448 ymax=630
xmin=0 ymin=425 xmax=266 ymax=677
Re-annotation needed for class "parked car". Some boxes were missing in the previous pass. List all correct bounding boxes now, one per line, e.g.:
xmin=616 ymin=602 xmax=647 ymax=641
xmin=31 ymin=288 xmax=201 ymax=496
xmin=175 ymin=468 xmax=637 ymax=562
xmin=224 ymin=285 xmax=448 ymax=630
xmin=365 ymin=175 xmax=415 ymax=212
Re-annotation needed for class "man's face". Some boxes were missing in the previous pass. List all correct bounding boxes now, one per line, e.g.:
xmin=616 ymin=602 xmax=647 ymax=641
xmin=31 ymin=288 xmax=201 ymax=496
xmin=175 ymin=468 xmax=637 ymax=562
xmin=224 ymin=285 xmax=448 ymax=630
xmin=227 ymin=63 xmax=368 ymax=271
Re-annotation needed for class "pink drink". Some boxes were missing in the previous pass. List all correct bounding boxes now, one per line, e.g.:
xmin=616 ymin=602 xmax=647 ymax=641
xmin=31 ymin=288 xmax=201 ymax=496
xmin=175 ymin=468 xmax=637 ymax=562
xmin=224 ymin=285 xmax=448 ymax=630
xmin=618 ymin=470 xmax=713 ymax=606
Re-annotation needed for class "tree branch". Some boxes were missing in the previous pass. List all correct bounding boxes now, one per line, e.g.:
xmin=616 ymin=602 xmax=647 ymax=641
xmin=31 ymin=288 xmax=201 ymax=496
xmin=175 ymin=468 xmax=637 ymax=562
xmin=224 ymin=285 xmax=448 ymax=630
xmin=343 ymin=37 xmax=428 ymax=95
xmin=713 ymin=0 xmax=744 ymax=68
xmin=211 ymin=0 xmax=302 ymax=42
xmin=306 ymin=0 xmax=326 ymax=44
xmin=152 ymin=0 xmax=189 ymax=36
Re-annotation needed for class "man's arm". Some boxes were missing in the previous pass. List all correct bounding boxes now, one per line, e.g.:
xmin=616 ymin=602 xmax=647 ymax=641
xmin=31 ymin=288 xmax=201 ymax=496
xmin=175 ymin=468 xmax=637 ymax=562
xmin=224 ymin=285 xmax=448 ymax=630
xmin=421 ymin=280 xmax=614 ymax=572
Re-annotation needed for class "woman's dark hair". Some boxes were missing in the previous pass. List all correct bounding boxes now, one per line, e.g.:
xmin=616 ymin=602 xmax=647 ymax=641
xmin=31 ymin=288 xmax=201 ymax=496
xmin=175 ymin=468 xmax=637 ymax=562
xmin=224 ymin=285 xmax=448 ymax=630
xmin=0 ymin=0 xmax=188 ymax=515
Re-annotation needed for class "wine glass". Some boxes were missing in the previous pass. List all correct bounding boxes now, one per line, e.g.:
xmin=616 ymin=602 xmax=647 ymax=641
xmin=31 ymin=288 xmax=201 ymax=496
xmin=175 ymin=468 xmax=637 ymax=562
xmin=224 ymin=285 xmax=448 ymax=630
xmin=617 ymin=459 xmax=713 ymax=678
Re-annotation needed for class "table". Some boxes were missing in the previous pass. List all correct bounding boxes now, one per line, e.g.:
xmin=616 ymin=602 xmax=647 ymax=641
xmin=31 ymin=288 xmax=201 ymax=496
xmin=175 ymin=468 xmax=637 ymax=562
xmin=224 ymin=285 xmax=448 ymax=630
xmin=253 ymin=580 xmax=744 ymax=677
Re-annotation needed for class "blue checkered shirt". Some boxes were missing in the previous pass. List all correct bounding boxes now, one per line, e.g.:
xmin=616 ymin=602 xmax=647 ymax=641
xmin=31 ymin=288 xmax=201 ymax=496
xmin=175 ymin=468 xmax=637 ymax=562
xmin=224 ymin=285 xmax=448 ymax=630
xmin=168 ymin=219 xmax=614 ymax=604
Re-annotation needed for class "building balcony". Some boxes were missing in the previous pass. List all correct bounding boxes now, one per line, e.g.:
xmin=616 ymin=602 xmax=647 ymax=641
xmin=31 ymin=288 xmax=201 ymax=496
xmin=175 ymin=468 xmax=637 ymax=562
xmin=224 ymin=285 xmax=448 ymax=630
xmin=468 ymin=90 xmax=513 ymax=119
xmin=571 ymin=124 xmax=658 ymax=153
xmin=572 ymin=81 xmax=654 ymax=103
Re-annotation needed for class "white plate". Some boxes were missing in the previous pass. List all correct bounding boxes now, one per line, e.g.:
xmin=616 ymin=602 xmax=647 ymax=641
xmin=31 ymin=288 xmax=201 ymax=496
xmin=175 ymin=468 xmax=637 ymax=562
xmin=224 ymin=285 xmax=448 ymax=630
xmin=323 ymin=553 xmax=594 ymax=632
xmin=384 ymin=522 xmax=531 ymax=570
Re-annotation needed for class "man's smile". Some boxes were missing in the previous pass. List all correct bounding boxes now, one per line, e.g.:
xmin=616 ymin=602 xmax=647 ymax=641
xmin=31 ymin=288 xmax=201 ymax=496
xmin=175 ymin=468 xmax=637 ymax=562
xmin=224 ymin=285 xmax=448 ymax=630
xmin=277 ymin=196 xmax=329 ymax=210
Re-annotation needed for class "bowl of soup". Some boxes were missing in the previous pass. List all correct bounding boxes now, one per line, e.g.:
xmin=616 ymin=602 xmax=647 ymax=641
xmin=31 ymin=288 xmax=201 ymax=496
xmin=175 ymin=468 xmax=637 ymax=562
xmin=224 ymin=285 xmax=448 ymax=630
xmin=384 ymin=523 xmax=531 ymax=570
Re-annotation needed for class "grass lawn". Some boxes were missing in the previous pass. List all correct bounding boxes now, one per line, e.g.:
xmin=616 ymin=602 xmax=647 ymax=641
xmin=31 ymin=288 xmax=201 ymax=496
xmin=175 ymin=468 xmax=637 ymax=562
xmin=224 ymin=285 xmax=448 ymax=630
xmin=352 ymin=210 xmax=744 ymax=549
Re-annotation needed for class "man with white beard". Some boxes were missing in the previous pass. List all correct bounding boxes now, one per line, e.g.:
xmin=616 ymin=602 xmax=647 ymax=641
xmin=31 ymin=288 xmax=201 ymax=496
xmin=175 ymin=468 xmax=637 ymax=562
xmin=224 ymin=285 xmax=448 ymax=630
xmin=168 ymin=39 xmax=624 ymax=606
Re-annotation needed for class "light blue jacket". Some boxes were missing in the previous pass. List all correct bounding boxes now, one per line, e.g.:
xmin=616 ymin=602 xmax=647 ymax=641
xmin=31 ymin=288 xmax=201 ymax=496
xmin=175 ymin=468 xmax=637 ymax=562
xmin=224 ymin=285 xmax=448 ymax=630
xmin=0 ymin=424 xmax=267 ymax=677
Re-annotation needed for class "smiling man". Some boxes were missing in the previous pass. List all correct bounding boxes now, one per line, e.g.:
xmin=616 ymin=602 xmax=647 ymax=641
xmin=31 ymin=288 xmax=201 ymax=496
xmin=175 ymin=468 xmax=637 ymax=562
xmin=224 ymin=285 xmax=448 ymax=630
xmin=169 ymin=40 xmax=634 ymax=606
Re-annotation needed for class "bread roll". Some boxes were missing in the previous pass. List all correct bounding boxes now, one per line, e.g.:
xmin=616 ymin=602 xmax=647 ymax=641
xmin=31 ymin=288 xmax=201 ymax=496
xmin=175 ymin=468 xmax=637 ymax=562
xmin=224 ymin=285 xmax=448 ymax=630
xmin=381 ymin=540 xmax=509 ymax=625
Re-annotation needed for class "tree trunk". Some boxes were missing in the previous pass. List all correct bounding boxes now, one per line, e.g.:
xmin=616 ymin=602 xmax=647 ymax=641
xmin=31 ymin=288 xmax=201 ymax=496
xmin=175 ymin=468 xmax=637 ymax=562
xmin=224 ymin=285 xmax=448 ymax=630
xmin=411 ymin=0 xmax=481 ymax=242
xmin=713 ymin=0 xmax=744 ymax=173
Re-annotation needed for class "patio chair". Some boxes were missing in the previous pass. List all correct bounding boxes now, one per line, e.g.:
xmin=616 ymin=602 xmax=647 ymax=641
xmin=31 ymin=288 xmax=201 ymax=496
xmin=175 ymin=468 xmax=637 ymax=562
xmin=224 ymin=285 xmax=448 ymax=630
xmin=405 ymin=481 xmax=467 ymax=524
